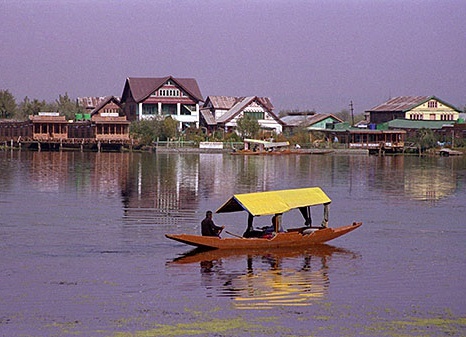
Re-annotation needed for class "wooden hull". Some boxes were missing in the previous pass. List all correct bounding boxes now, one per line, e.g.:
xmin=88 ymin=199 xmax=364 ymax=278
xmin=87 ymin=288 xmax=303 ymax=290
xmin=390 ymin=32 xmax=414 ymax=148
xmin=165 ymin=222 xmax=362 ymax=249
xmin=231 ymin=149 xmax=300 ymax=155
xmin=231 ymin=149 xmax=334 ymax=156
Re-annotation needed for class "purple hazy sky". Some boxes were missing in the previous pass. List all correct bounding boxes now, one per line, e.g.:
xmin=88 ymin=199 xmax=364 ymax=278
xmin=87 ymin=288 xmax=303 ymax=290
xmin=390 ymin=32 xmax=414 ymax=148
xmin=1 ymin=0 xmax=465 ymax=114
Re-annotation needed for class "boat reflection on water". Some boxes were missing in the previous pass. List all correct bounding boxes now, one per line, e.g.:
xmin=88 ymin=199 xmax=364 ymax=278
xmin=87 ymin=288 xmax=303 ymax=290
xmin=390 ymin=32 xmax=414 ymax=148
xmin=167 ymin=245 xmax=359 ymax=310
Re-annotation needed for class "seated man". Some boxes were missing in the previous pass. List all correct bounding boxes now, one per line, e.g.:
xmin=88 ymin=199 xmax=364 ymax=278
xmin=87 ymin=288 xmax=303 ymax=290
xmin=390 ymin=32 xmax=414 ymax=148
xmin=201 ymin=210 xmax=224 ymax=237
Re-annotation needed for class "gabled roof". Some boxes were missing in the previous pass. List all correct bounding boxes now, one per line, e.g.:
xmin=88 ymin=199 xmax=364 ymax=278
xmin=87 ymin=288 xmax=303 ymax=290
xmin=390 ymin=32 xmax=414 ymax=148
xmin=200 ymin=108 xmax=216 ymax=126
xmin=216 ymin=96 xmax=257 ymax=123
xmin=281 ymin=113 xmax=343 ymax=127
xmin=387 ymin=119 xmax=455 ymax=130
xmin=204 ymin=96 xmax=239 ymax=109
xmin=122 ymin=76 xmax=203 ymax=103
xmin=367 ymin=96 xmax=460 ymax=112
xmin=91 ymin=96 xmax=121 ymax=116
xmin=215 ymin=96 xmax=282 ymax=125
xmin=204 ymin=95 xmax=274 ymax=111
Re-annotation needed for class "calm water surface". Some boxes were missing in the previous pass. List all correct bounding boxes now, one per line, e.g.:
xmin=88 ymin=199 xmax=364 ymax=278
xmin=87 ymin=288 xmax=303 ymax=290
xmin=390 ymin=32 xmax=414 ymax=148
xmin=0 ymin=151 xmax=465 ymax=336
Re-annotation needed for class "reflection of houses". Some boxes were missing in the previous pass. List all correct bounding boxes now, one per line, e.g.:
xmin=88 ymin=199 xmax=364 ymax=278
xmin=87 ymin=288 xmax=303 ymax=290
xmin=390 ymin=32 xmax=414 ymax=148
xmin=281 ymin=112 xmax=343 ymax=134
xmin=404 ymin=166 xmax=458 ymax=201
xmin=200 ymin=96 xmax=283 ymax=135
xmin=122 ymin=154 xmax=200 ymax=226
xmin=121 ymin=76 xmax=203 ymax=130
xmin=366 ymin=96 xmax=460 ymax=125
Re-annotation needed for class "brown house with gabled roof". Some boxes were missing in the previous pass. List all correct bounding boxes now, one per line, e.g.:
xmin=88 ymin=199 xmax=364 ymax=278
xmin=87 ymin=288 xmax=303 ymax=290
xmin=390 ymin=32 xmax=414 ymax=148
xmin=90 ymin=96 xmax=130 ymax=141
xmin=200 ymin=95 xmax=283 ymax=134
xmin=120 ymin=76 xmax=204 ymax=130
xmin=366 ymin=96 xmax=460 ymax=125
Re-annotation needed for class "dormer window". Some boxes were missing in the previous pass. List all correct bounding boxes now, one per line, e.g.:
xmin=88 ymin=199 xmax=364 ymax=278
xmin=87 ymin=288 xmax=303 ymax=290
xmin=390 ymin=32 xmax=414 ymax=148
xmin=158 ymin=89 xmax=180 ymax=97
xmin=428 ymin=100 xmax=438 ymax=108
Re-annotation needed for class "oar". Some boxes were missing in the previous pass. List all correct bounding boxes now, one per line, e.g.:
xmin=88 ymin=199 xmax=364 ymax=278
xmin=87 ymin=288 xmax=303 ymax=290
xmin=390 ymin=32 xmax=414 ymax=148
xmin=225 ymin=230 xmax=245 ymax=239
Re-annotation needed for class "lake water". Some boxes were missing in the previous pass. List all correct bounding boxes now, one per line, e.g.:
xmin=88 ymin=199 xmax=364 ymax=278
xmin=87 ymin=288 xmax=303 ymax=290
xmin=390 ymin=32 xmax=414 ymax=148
xmin=0 ymin=150 xmax=465 ymax=336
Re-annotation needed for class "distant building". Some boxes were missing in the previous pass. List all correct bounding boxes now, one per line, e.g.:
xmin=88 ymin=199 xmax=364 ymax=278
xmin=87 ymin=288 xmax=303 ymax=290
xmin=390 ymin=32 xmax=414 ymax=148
xmin=281 ymin=112 xmax=343 ymax=134
xmin=366 ymin=96 xmax=461 ymax=125
xmin=77 ymin=96 xmax=108 ymax=120
xmin=200 ymin=95 xmax=283 ymax=134
xmin=120 ymin=76 xmax=204 ymax=130
xmin=90 ymin=96 xmax=129 ymax=141
xmin=90 ymin=96 xmax=123 ymax=116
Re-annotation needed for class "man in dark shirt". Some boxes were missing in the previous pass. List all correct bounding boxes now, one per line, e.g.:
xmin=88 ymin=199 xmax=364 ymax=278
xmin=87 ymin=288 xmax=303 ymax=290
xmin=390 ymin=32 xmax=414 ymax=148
xmin=201 ymin=210 xmax=224 ymax=236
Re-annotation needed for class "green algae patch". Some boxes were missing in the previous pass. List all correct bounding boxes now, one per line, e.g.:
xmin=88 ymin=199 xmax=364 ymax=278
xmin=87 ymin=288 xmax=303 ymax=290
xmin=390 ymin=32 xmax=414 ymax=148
xmin=112 ymin=317 xmax=263 ymax=337
xmin=366 ymin=316 xmax=466 ymax=337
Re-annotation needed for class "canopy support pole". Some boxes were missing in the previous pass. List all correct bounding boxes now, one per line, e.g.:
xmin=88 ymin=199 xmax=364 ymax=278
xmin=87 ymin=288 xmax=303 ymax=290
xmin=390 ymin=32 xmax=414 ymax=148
xmin=247 ymin=213 xmax=254 ymax=232
xmin=272 ymin=214 xmax=283 ymax=232
xmin=299 ymin=206 xmax=312 ymax=227
xmin=321 ymin=202 xmax=330 ymax=228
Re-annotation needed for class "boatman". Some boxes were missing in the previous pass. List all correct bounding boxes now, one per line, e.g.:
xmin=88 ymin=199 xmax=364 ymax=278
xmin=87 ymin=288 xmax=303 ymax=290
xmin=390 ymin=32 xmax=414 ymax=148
xmin=201 ymin=210 xmax=225 ymax=237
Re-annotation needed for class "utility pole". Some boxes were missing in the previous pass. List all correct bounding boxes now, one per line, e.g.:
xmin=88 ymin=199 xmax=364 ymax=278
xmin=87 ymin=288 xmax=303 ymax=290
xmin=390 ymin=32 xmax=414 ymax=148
xmin=349 ymin=100 xmax=355 ymax=126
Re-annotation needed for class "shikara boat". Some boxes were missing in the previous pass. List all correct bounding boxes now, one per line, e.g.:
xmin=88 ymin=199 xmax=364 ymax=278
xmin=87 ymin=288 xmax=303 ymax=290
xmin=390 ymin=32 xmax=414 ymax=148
xmin=165 ymin=187 xmax=362 ymax=249
xmin=231 ymin=138 xmax=299 ymax=155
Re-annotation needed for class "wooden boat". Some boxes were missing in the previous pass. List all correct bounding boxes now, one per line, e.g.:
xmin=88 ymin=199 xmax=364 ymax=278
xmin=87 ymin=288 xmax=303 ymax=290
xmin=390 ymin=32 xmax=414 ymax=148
xmin=439 ymin=148 xmax=463 ymax=156
xmin=231 ymin=138 xmax=299 ymax=155
xmin=165 ymin=187 xmax=362 ymax=249
xmin=231 ymin=139 xmax=334 ymax=156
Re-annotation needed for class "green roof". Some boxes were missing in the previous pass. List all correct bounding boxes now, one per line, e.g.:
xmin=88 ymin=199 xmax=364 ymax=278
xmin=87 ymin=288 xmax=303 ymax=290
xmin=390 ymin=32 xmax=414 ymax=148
xmin=333 ymin=122 xmax=352 ymax=131
xmin=387 ymin=119 xmax=455 ymax=130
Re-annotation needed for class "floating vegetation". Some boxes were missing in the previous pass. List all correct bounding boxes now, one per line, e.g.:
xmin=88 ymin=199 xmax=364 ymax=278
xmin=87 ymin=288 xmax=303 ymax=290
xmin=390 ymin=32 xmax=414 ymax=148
xmin=112 ymin=317 xmax=265 ymax=337
xmin=366 ymin=316 xmax=466 ymax=337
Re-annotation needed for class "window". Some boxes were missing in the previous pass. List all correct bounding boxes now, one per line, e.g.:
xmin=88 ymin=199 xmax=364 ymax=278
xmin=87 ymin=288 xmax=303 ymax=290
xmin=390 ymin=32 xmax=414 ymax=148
xmin=244 ymin=111 xmax=264 ymax=120
xmin=162 ymin=104 xmax=177 ymax=115
xmin=428 ymin=100 xmax=438 ymax=108
xmin=410 ymin=113 xmax=423 ymax=120
xmin=142 ymin=104 xmax=157 ymax=115
xmin=181 ymin=105 xmax=195 ymax=115
xmin=158 ymin=89 xmax=180 ymax=97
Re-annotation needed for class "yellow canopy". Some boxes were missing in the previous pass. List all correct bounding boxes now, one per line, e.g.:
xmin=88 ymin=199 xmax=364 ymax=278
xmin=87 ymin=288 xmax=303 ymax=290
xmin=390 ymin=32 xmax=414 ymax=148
xmin=216 ymin=187 xmax=331 ymax=216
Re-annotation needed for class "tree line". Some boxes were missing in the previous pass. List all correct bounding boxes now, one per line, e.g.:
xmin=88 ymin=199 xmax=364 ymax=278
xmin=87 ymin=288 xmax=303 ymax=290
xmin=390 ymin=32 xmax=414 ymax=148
xmin=0 ymin=89 xmax=83 ymax=121
xmin=2 ymin=89 xmax=462 ymax=150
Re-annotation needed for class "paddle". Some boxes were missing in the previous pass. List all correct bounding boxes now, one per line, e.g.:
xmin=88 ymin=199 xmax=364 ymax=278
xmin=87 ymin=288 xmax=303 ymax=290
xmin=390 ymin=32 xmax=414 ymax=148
xmin=225 ymin=230 xmax=245 ymax=239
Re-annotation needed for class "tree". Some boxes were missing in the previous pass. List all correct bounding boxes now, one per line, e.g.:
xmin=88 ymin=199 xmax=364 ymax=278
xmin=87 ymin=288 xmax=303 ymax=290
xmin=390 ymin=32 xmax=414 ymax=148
xmin=236 ymin=115 xmax=260 ymax=139
xmin=56 ymin=92 xmax=83 ymax=120
xmin=334 ymin=109 xmax=350 ymax=122
xmin=162 ymin=116 xmax=178 ymax=140
xmin=130 ymin=116 xmax=178 ymax=145
xmin=0 ymin=90 xmax=17 ymax=119
xmin=17 ymin=96 xmax=48 ymax=120
xmin=413 ymin=128 xmax=438 ymax=154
